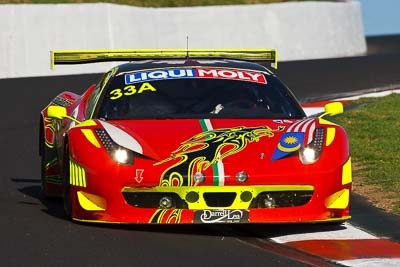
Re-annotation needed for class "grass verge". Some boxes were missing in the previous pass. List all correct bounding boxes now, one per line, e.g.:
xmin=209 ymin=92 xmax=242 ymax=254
xmin=334 ymin=93 xmax=400 ymax=214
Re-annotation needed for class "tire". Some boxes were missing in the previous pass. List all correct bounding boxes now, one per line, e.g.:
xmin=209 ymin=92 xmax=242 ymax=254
xmin=40 ymin=125 xmax=50 ymax=197
xmin=63 ymin=144 xmax=72 ymax=219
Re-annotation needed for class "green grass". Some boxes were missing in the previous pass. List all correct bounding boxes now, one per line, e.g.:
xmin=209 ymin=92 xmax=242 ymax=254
xmin=334 ymin=93 xmax=400 ymax=214
xmin=0 ymin=0 xmax=327 ymax=7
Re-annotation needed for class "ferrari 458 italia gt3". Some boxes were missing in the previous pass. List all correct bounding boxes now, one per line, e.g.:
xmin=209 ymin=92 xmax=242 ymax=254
xmin=40 ymin=49 xmax=352 ymax=224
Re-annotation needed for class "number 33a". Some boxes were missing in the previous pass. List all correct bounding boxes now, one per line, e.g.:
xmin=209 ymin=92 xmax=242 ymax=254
xmin=109 ymin=82 xmax=156 ymax=100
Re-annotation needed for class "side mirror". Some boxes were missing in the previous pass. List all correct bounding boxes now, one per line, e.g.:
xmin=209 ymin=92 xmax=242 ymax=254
xmin=322 ymin=102 xmax=343 ymax=117
xmin=47 ymin=105 xmax=81 ymax=124
xmin=47 ymin=105 xmax=67 ymax=120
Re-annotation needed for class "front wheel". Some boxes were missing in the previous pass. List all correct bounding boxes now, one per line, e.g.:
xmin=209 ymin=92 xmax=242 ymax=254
xmin=40 ymin=130 xmax=51 ymax=197
xmin=63 ymin=145 xmax=72 ymax=219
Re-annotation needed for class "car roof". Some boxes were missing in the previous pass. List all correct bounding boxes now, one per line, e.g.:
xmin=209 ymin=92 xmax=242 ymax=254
xmin=114 ymin=59 xmax=272 ymax=74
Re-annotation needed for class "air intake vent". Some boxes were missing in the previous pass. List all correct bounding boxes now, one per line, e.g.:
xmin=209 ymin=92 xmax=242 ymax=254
xmin=69 ymin=161 xmax=87 ymax=187
xmin=203 ymin=192 xmax=236 ymax=207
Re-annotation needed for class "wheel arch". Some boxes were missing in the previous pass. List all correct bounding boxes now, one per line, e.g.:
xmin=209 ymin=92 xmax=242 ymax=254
xmin=39 ymin=115 xmax=44 ymax=157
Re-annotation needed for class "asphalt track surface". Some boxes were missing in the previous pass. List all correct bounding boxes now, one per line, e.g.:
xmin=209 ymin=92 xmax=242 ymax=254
xmin=1 ymin=36 xmax=400 ymax=266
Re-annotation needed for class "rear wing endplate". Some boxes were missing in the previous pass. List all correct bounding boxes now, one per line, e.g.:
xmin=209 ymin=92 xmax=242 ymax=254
xmin=50 ymin=49 xmax=278 ymax=70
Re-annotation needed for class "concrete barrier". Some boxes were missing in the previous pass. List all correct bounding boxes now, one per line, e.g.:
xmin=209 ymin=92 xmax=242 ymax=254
xmin=0 ymin=1 xmax=366 ymax=78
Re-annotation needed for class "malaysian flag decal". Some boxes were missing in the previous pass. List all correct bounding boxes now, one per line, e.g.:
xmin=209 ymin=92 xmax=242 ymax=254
xmin=272 ymin=119 xmax=316 ymax=160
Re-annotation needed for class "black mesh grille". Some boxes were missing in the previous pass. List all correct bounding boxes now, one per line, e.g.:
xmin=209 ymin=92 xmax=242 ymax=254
xmin=94 ymin=128 xmax=116 ymax=152
xmin=312 ymin=128 xmax=324 ymax=153
xmin=122 ymin=192 xmax=188 ymax=209
xmin=250 ymin=191 xmax=313 ymax=208
xmin=123 ymin=190 xmax=313 ymax=209
xmin=203 ymin=192 xmax=236 ymax=207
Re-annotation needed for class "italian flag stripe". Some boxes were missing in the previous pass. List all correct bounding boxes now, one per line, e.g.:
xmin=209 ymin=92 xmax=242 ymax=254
xmin=199 ymin=119 xmax=225 ymax=186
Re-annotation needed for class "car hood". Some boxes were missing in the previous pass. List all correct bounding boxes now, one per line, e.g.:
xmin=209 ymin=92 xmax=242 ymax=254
xmin=98 ymin=118 xmax=318 ymax=165
xmin=93 ymin=118 xmax=322 ymax=186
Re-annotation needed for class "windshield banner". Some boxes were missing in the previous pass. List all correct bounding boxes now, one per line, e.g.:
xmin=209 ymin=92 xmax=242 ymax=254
xmin=125 ymin=68 xmax=267 ymax=85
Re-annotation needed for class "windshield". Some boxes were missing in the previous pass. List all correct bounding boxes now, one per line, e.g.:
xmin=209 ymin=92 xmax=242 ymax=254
xmin=95 ymin=67 xmax=305 ymax=120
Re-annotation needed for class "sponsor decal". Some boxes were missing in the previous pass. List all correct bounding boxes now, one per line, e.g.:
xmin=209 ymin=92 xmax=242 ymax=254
xmin=155 ymin=125 xmax=284 ymax=187
xmin=125 ymin=68 xmax=266 ymax=85
xmin=197 ymin=68 xmax=266 ymax=84
xmin=194 ymin=210 xmax=249 ymax=223
xmin=109 ymin=82 xmax=156 ymax=100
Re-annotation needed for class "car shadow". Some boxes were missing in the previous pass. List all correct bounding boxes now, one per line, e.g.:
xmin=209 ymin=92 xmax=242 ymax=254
xmin=11 ymin=177 xmax=68 ymax=221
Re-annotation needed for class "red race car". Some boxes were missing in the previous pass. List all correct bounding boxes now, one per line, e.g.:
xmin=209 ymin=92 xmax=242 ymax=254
xmin=40 ymin=49 xmax=352 ymax=224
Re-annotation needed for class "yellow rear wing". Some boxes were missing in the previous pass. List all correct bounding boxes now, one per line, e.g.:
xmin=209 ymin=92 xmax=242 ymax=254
xmin=50 ymin=49 xmax=278 ymax=70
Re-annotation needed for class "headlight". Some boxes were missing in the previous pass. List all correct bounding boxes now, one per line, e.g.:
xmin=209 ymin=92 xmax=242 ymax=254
xmin=95 ymin=129 xmax=134 ymax=165
xmin=111 ymin=147 xmax=134 ymax=165
xmin=114 ymin=148 xmax=129 ymax=163
xmin=299 ymin=147 xmax=318 ymax=164
xmin=299 ymin=128 xmax=324 ymax=165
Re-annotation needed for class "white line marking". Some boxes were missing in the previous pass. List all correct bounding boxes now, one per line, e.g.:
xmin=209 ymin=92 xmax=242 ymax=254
xmin=338 ymin=258 xmax=400 ymax=267
xmin=271 ymin=222 xmax=377 ymax=243
xmin=337 ymin=89 xmax=400 ymax=101
xmin=302 ymin=89 xmax=400 ymax=117
xmin=303 ymin=107 xmax=324 ymax=117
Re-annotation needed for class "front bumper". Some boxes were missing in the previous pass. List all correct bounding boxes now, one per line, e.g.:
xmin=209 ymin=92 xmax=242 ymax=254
xmin=69 ymin=142 xmax=352 ymax=224
xmin=71 ymin=183 xmax=351 ymax=224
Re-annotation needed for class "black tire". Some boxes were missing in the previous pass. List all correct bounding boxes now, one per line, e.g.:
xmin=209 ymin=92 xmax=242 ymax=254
xmin=40 ymin=125 xmax=50 ymax=197
xmin=63 ymin=144 xmax=72 ymax=219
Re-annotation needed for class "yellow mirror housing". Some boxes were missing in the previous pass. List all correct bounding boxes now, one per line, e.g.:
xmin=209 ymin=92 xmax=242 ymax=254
xmin=47 ymin=105 xmax=67 ymax=120
xmin=47 ymin=105 xmax=81 ymax=124
xmin=323 ymin=102 xmax=344 ymax=117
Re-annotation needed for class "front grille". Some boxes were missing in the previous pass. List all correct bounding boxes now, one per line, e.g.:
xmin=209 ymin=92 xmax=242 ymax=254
xmin=122 ymin=187 xmax=313 ymax=210
xmin=203 ymin=192 xmax=236 ymax=207
xmin=249 ymin=191 xmax=313 ymax=208
xmin=122 ymin=192 xmax=188 ymax=209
